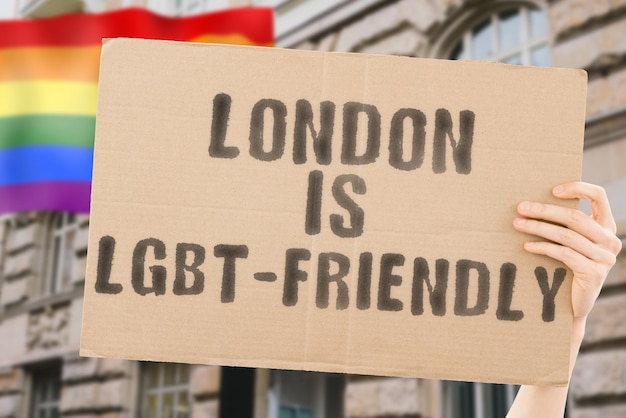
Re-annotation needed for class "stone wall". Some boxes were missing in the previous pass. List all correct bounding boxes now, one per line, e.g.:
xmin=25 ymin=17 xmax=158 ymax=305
xmin=0 ymin=211 xmax=223 ymax=417
xmin=190 ymin=366 xmax=221 ymax=418
xmin=60 ymin=356 xmax=133 ymax=417
xmin=345 ymin=377 xmax=423 ymax=418
xmin=0 ymin=1 xmax=624 ymax=418
xmin=551 ymin=3 xmax=626 ymax=121
xmin=0 ymin=214 xmax=42 ymax=310
xmin=0 ymin=369 xmax=23 ymax=418
xmin=280 ymin=0 xmax=626 ymax=417
xmin=0 ymin=357 xmax=222 ymax=418
xmin=548 ymin=0 xmax=626 ymax=417
xmin=0 ymin=213 xmax=89 ymax=368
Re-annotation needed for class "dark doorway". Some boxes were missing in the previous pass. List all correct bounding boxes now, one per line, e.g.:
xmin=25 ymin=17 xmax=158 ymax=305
xmin=219 ymin=367 xmax=256 ymax=418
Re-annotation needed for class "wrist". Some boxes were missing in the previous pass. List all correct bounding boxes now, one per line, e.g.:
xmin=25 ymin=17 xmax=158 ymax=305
xmin=571 ymin=317 xmax=586 ymax=347
xmin=568 ymin=316 xmax=587 ymax=379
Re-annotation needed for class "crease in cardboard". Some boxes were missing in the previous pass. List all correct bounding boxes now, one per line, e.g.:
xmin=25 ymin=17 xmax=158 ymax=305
xmin=346 ymin=53 xmax=373 ymax=370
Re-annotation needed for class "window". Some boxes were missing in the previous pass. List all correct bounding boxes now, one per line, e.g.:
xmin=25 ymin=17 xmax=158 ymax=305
xmin=444 ymin=381 xmax=518 ymax=418
xmin=139 ymin=362 xmax=191 ymax=418
xmin=449 ymin=5 xmax=550 ymax=66
xmin=0 ymin=216 xmax=9 ymax=302
xmin=279 ymin=405 xmax=313 ymax=418
xmin=44 ymin=213 xmax=78 ymax=296
xmin=267 ymin=370 xmax=344 ymax=418
xmin=29 ymin=364 xmax=62 ymax=418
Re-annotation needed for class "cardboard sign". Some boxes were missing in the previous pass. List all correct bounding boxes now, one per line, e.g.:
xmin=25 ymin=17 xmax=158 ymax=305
xmin=81 ymin=38 xmax=587 ymax=386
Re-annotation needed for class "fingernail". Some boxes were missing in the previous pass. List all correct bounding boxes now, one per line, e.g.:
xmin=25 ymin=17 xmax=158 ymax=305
xmin=553 ymin=185 xmax=564 ymax=195
xmin=524 ymin=241 xmax=536 ymax=249
xmin=519 ymin=202 xmax=530 ymax=212
xmin=514 ymin=218 xmax=526 ymax=226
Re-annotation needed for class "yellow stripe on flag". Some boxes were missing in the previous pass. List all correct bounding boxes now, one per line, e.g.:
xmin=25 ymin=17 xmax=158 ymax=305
xmin=0 ymin=80 xmax=98 ymax=117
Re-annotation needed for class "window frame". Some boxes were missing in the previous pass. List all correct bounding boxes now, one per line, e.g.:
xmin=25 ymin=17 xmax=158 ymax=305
xmin=448 ymin=6 xmax=549 ymax=65
xmin=0 ymin=215 xmax=10 ymax=311
xmin=40 ymin=212 xmax=79 ymax=297
xmin=28 ymin=363 xmax=62 ymax=418
xmin=442 ymin=380 xmax=518 ymax=418
xmin=429 ymin=1 xmax=551 ymax=61
xmin=138 ymin=362 xmax=192 ymax=418
xmin=267 ymin=370 xmax=344 ymax=418
xmin=279 ymin=404 xmax=314 ymax=418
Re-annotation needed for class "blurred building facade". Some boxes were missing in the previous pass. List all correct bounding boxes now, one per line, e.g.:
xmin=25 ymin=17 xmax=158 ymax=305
xmin=0 ymin=1 xmax=625 ymax=418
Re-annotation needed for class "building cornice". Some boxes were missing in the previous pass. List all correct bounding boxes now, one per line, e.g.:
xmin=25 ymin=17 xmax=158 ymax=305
xmin=0 ymin=282 xmax=84 ymax=322
xmin=585 ymin=107 xmax=626 ymax=149
xmin=276 ymin=0 xmax=391 ymax=48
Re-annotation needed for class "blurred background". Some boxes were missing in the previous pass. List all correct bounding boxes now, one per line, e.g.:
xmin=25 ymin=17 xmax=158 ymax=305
xmin=0 ymin=1 xmax=624 ymax=417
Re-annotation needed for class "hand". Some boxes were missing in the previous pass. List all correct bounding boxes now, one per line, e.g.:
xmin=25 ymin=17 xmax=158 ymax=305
xmin=513 ymin=182 xmax=622 ymax=319
xmin=506 ymin=182 xmax=621 ymax=418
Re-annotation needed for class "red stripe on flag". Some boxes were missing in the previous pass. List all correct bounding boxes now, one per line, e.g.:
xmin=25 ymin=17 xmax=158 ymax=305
xmin=0 ymin=7 xmax=273 ymax=48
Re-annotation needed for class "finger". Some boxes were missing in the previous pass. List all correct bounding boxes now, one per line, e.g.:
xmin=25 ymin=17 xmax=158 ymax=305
xmin=513 ymin=217 xmax=615 ymax=264
xmin=517 ymin=201 xmax=613 ymax=245
xmin=524 ymin=240 xmax=610 ymax=298
xmin=523 ymin=240 xmax=596 ymax=276
xmin=553 ymin=182 xmax=617 ymax=233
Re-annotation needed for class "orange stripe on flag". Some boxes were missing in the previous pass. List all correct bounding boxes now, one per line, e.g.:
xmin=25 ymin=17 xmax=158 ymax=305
xmin=0 ymin=47 xmax=101 ymax=83
xmin=191 ymin=33 xmax=273 ymax=47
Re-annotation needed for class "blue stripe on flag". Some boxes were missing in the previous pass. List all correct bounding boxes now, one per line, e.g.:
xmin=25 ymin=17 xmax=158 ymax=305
xmin=0 ymin=145 xmax=93 ymax=186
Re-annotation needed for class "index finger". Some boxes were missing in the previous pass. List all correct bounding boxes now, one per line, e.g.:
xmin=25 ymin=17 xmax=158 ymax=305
xmin=553 ymin=182 xmax=617 ymax=233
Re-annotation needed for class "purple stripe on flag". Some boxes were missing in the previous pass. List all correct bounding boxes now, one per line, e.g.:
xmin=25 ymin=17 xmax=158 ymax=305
xmin=0 ymin=181 xmax=91 ymax=214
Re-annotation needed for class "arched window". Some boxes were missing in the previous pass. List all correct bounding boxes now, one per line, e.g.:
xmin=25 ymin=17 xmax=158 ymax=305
xmin=448 ymin=5 xmax=550 ymax=66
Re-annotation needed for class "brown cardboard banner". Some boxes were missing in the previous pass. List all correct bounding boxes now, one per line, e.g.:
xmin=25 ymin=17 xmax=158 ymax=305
xmin=81 ymin=38 xmax=587 ymax=386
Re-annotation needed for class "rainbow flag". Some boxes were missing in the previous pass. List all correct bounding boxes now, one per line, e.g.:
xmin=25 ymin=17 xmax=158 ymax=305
xmin=0 ymin=7 xmax=273 ymax=214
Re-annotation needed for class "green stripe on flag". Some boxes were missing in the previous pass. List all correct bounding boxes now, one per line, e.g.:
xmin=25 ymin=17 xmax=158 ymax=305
xmin=0 ymin=114 xmax=95 ymax=149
